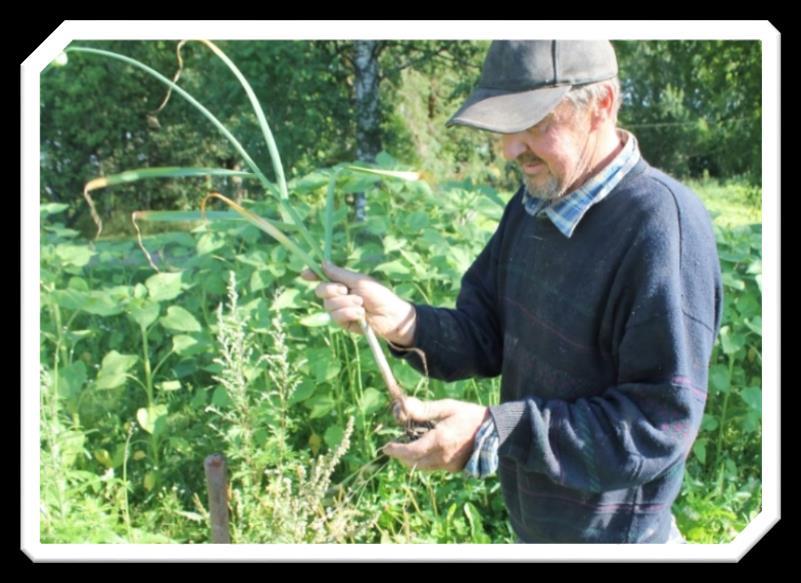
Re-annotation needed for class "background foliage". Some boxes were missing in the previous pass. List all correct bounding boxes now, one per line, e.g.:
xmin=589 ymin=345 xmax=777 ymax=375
xmin=41 ymin=40 xmax=761 ymax=233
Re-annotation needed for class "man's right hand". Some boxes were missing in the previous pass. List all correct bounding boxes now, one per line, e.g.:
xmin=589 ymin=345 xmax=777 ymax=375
xmin=301 ymin=262 xmax=417 ymax=347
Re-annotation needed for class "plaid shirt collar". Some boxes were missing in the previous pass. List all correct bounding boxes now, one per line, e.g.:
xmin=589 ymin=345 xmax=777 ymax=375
xmin=522 ymin=129 xmax=641 ymax=238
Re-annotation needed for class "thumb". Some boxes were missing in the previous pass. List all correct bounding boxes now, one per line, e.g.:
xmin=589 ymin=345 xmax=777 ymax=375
xmin=322 ymin=262 xmax=369 ymax=287
xmin=397 ymin=397 xmax=457 ymax=423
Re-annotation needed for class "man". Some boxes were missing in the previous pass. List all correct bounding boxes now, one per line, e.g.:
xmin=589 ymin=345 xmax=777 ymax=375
xmin=303 ymin=40 xmax=723 ymax=544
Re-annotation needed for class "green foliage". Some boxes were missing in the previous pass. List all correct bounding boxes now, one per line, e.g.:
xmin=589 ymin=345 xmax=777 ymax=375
xmin=42 ymin=40 xmax=761 ymax=241
xmin=673 ymin=208 xmax=762 ymax=542
xmin=39 ymin=177 xmax=762 ymax=544
xmin=615 ymin=40 xmax=761 ymax=185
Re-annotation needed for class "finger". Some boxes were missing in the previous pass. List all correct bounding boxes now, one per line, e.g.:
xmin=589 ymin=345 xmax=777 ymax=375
xmin=383 ymin=430 xmax=438 ymax=466
xmin=329 ymin=306 xmax=366 ymax=328
xmin=399 ymin=397 xmax=458 ymax=423
xmin=314 ymin=282 xmax=350 ymax=300
xmin=323 ymin=295 xmax=363 ymax=313
xmin=346 ymin=321 xmax=364 ymax=335
xmin=300 ymin=268 xmax=320 ymax=282
xmin=322 ymin=262 xmax=371 ymax=288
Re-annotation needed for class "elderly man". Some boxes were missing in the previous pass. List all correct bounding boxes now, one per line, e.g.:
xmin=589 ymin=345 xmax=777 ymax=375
xmin=304 ymin=40 xmax=723 ymax=544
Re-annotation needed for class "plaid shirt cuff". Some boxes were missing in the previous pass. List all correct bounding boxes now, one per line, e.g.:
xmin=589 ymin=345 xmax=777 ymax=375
xmin=463 ymin=414 xmax=499 ymax=478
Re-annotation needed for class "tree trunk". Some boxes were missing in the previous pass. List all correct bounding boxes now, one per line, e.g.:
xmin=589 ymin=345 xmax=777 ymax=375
xmin=353 ymin=41 xmax=383 ymax=222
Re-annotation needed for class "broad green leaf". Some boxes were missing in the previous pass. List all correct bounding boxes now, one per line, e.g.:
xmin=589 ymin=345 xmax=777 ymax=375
xmin=306 ymin=393 xmax=336 ymax=419
xmin=743 ymin=410 xmax=760 ymax=433
xmin=324 ymin=424 xmax=345 ymax=448
xmin=744 ymin=317 xmax=762 ymax=336
xmin=722 ymin=273 xmax=746 ymax=291
xmin=58 ymin=431 xmax=86 ymax=467
xmin=692 ymin=438 xmax=707 ymax=464
xmin=95 ymin=449 xmax=113 ymax=468
xmin=311 ymin=358 xmax=340 ymax=383
xmin=64 ymin=329 xmax=92 ymax=345
xmin=272 ymin=288 xmax=301 ymax=311
xmin=96 ymin=351 xmax=138 ymax=390
xmin=405 ymin=212 xmax=429 ymax=231
xmin=211 ymin=386 xmax=232 ymax=407
xmin=172 ymin=334 xmax=201 ymax=356
xmin=480 ymin=187 xmax=507 ymax=209
xmin=383 ymin=235 xmax=407 ymax=254
xmin=360 ymin=387 xmax=385 ymax=415
xmin=52 ymin=289 xmax=125 ymax=317
xmin=158 ymin=380 xmax=182 ymax=392
xmin=740 ymin=387 xmax=761 ymax=413
xmin=144 ymin=471 xmax=157 ymax=491
xmin=374 ymin=260 xmax=410 ymax=277
xmin=365 ymin=217 xmax=388 ymax=236
xmin=709 ymin=364 xmax=731 ymax=393
xmin=394 ymin=362 xmax=422 ymax=388
xmin=55 ymin=244 xmax=94 ymax=268
xmin=250 ymin=269 xmax=271 ymax=293
xmin=129 ymin=301 xmax=161 ymax=329
xmin=160 ymin=305 xmax=202 ymax=333
xmin=448 ymin=247 xmax=474 ymax=274
xmin=41 ymin=202 xmax=69 ymax=215
xmin=308 ymin=433 xmax=322 ymax=455
xmin=137 ymin=405 xmax=168 ymax=435
xmin=190 ymin=387 xmax=208 ymax=408
xmin=290 ymin=171 xmax=329 ymax=193
xmin=57 ymin=361 xmax=87 ymax=400
xmin=720 ymin=327 xmax=746 ymax=356
xmin=718 ymin=250 xmax=748 ymax=264
xmin=735 ymin=293 xmax=760 ymax=319
xmin=67 ymin=276 xmax=89 ymax=291
xmin=197 ymin=233 xmax=226 ymax=256
xmin=298 ymin=312 xmax=331 ymax=327
xmin=289 ymin=379 xmax=315 ymax=405
xmin=701 ymin=414 xmax=719 ymax=432
xmin=44 ymin=226 xmax=80 ymax=239
xmin=146 ymin=272 xmax=184 ymax=302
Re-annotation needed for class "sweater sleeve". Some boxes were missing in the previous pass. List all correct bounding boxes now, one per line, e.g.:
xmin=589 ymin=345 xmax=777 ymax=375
xmin=489 ymin=185 xmax=723 ymax=492
xmin=388 ymin=192 xmax=520 ymax=381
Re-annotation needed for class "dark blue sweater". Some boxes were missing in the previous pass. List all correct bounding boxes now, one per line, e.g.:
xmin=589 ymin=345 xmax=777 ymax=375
xmin=393 ymin=159 xmax=723 ymax=543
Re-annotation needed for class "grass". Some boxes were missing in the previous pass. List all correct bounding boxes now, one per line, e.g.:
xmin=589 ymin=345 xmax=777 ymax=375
xmin=690 ymin=178 xmax=762 ymax=228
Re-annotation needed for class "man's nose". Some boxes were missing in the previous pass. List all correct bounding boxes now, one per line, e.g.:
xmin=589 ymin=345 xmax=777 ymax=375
xmin=501 ymin=133 xmax=530 ymax=161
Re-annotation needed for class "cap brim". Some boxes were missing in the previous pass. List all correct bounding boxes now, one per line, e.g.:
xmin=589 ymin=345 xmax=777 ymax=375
xmin=446 ymin=85 xmax=572 ymax=134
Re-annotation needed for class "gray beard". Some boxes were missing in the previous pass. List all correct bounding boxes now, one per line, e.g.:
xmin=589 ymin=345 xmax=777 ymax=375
xmin=523 ymin=174 xmax=566 ymax=201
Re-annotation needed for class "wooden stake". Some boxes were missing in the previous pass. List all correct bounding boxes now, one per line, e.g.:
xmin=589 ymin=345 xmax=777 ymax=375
xmin=204 ymin=454 xmax=231 ymax=544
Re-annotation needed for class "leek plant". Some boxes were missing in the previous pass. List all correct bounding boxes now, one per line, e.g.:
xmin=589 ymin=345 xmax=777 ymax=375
xmin=62 ymin=41 xmax=424 ymax=432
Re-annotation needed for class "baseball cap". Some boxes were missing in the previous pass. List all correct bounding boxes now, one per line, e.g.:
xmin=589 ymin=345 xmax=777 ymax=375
xmin=446 ymin=40 xmax=618 ymax=134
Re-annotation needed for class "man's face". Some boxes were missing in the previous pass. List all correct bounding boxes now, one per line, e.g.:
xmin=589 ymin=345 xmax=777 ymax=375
xmin=499 ymin=102 xmax=594 ymax=201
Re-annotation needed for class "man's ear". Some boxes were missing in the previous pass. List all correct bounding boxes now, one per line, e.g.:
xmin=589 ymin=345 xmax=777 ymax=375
xmin=590 ymin=82 xmax=617 ymax=130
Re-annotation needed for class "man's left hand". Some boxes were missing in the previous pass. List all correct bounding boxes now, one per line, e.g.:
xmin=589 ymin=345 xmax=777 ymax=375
xmin=383 ymin=397 xmax=490 ymax=473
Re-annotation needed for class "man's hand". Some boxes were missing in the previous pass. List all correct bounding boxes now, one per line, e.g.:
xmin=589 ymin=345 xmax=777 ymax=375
xmin=301 ymin=262 xmax=417 ymax=347
xmin=383 ymin=397 xmax=490 ymax=473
